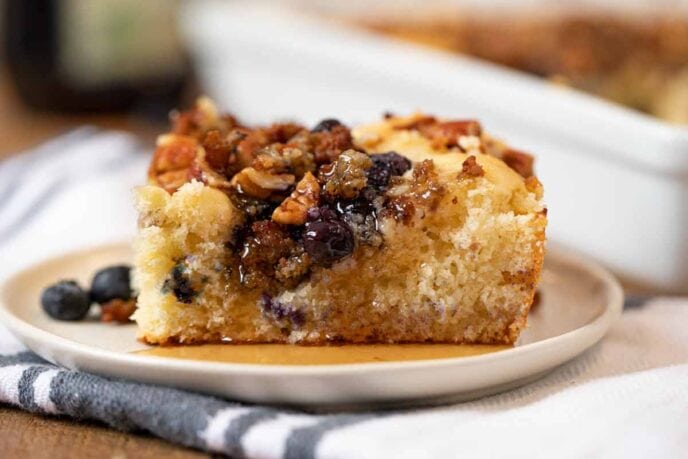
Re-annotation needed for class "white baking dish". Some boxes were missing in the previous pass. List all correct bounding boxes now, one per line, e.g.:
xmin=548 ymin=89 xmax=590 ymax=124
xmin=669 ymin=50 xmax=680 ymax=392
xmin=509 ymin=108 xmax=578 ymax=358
xmin=182 ymin=2 xmax=688 ymax=292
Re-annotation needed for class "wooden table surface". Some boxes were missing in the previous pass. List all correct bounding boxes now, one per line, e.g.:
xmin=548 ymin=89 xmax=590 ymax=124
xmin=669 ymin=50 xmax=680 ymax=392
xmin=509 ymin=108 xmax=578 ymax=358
xmin=0 ymin=406 xmax=209 ymax=458
xmin=0 ymin=72 xmax=210 ymax=457
xmin=0 ymin=72 xmax=163 ymax=159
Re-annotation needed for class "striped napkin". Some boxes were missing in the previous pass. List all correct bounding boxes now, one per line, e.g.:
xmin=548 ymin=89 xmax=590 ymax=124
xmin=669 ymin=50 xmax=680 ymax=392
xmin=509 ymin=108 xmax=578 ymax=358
xmin=1 ymin=131 xmax=687 ymax=458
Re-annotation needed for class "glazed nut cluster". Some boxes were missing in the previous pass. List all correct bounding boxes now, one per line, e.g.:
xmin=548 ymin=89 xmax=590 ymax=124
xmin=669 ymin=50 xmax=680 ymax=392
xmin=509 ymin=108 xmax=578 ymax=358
xmin=272 ymin=172 xmax=320 ymax=225
xmin=231 ymin=167 xmax=296 ymax=201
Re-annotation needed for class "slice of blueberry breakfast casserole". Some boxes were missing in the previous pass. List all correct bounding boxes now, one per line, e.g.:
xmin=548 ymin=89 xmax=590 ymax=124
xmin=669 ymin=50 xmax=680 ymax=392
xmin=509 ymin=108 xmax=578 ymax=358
xmin=133 ymin=98 xmax=546 ymax=345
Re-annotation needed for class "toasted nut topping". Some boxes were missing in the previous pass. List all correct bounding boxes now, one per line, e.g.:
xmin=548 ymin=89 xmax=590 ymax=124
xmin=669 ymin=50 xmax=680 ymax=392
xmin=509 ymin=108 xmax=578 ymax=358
xmin=501 ymin=149 xmax=534 ymax=178
xmin=392 ymin=114 xmax=436 ymax=130
xmin=148 ymin=135 xmax=200 ymax=193
xmin=170 ymin=97 xmax=239 ymax=138
xmin=190 ymin=146 xmax=233 ymax=190
xmin=320 ymin=150 xmax=373 ymax=199
xmin=151 ymin=135 xmax=198 ymax=172
xmin=252 ymin=148 xmax=291 ymax=173
xmin=231 ymin=167 xmax=295 ymax=200
xmin=101 ymin=298 xmax=137 ymax=323
xmin=436 ymin=120 xmax=483 ymax=137
xmin=416 ymin=120 xmax=483 ymax=149
xmin=155 ymin=169 xmax=193 ymax=193
xmin=459 ymin=155 xmax=485 ymax=179
xmin=273 ymin=172 xmax=321 ymax=225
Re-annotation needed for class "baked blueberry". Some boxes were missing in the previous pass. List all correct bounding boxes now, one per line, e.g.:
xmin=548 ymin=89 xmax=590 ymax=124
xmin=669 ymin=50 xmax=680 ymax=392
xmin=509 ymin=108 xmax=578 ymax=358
xmin=90 ymin=265 xmax=133 ymax=304
xmin=304 ymin=219 xmax=354 ymax=266
xmin=311 ymin=118 xmax=342 ymax=133
xmin=306 ymin=206 xmax=338 ymax=222
xmin=260 ymin=293 xmax=304 ymax=327
xmin=162 ymin=264 xmax=197 ymax=304
xmin=367 ymin=151 xmax=412 ymax=190
xmin=41 ymin=280 xmax=91 ymax=321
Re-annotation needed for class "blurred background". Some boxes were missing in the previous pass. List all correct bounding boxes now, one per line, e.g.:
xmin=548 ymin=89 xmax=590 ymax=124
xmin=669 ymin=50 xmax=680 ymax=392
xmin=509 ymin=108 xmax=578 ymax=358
xmin=1 ymin=0 xmax=688 ymax=291
xmin=0 ymin=0 xmax=193 ymax=155
xmin=2 ymin=0 xmax=687 ymax=155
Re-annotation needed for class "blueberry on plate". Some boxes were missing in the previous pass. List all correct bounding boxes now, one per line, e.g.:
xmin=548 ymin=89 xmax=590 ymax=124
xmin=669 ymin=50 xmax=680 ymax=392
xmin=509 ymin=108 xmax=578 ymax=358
xmin=41 ymin=280 xmax=91 ymax=321
xmin=90 ymin=265 xmax=133 ymax=304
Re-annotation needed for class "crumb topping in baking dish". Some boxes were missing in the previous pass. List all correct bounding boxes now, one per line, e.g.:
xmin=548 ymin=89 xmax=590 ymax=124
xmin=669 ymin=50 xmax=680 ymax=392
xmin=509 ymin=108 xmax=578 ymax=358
xmin=362 ymin=15 xmax=688 ymax=123
xmin=146 ymin=98 xmax=536 ymax=296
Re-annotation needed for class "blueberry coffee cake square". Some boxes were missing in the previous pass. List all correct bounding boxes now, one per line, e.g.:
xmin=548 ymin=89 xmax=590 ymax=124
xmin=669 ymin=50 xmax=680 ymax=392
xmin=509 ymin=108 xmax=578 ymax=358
xmin=133 ymin=98 xmax=546 ymax=345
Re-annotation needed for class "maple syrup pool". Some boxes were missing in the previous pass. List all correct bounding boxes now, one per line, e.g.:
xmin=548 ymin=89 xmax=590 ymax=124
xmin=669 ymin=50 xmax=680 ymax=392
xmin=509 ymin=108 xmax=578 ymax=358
xmin=136 ymin=343 xmax=510 ymax=365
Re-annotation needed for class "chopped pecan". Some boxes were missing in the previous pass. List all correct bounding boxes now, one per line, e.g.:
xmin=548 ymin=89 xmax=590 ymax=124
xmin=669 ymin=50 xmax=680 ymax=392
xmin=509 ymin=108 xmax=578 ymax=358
xmin=252 ymin=145 xmax=316 ymax=180
xmin=150 ymin=135 xmax=198 ymax=173
xmin=189 ymin=148 xmax=234 ymax=190
xmin=418 ymin=120 xmax=483 ymax=148
xmin=231 ymin=128 xmax=264 ymax=169
xmin=393 ymin=115 xmax=437 ymax=130
xmin=100 ymin=298 xmax=137 ymax=323
xmin=280 ymin=147 xmax=317 ymax=179
xmin=272 ymin=172 xmax=321 ymax=225
xmin=202 ymin=130 xmax=231 ymax=172
xmin=152 ymin=169 xmax=191 ymax=194
xmin=148 ymin=135 xmax=199 ymax=193
xmin=283 ymin=129 xmax=314 ymax=151
xmin=458 ymin=155 xmax=485 ymax=179
xmin=231 ymin=167 xmax=295 ymax=200
xmin=171 ymin=97 xmax=238 ymax=139
xmin=201 ymin=129 xmax=250 ymax=177
xmin=501 ymin=148 xmax=534 ymax=178
xmin=234 ymin=123 xmax=306 ymax=172
xmin=320 ymin=150 xmax=373 ymax=199
xmin=263 ymin=123 xmax=306 ymax=143
xmin=252 ymin=146 xmax=292 ymax=174
xmin=444 ymin=120 xmax=483 ymax=136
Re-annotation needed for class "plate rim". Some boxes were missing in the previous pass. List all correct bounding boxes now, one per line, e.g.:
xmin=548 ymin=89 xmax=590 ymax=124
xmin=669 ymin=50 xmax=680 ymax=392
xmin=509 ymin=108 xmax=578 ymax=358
xmin=0 ymin=241 xmax=624 ymax=376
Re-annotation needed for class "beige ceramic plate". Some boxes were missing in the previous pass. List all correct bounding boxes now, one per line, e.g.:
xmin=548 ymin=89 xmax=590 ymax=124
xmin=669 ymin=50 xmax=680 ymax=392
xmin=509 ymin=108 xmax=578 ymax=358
xmin=0 ymin=242 xmax=622 ymax=408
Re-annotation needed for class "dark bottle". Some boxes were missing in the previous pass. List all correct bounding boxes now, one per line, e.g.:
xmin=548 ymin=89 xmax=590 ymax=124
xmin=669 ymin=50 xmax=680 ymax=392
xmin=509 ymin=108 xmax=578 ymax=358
xmin=3 ymin=0 xmax=194 ymax=117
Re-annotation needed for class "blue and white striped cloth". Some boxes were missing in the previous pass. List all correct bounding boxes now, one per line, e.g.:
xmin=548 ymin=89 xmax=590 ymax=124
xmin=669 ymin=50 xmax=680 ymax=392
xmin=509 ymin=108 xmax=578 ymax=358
xmin=1 ymin=131 xmax=687 ymax=458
